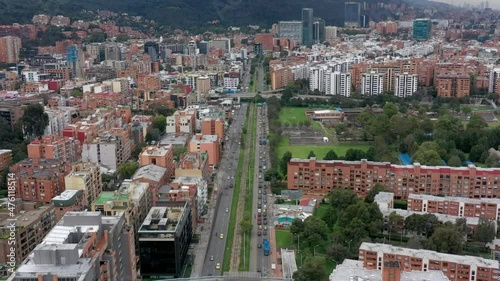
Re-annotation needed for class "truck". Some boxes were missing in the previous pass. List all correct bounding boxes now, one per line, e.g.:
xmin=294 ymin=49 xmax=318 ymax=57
xmin=263 ymin=239 xmax=270 ymax=256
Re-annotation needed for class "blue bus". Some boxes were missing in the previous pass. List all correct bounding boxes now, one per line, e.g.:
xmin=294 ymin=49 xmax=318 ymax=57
xmin=263 ymin=239 xmax=270 ymax=256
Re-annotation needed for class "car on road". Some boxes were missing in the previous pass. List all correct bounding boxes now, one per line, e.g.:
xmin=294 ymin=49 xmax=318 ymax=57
xmin=258 ymin=231 xmax=261 ymax=236
xmin=216 ymin=263 xmax=221 ymax=269
xmin=210 ymin=255 xmax=214 ymax=261
xmin=258 ymin=195 xmax=262 ymax=199
xmin=264 ymin=226 xmax=268 ymax=230
xmin=263 ymin=230 xmax=267 ymax=236
xmin=225 ymin=208 xmax=229 ymax=212
xmin=258 ymin=244 xmax=262 ymax=248
xmin=220 ymin=233 xmax=224 ymax=239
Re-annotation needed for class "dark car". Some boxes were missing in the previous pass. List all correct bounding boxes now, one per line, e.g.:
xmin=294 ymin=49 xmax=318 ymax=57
xmin=258 ymin=231 xmax=262 ymax=236
xmin=258 ymin=244 xmax=262 ymax=248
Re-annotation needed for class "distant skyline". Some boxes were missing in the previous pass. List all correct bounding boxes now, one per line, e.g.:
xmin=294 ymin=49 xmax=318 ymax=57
xmin=432 ymin=0 xmax=500 ymax=9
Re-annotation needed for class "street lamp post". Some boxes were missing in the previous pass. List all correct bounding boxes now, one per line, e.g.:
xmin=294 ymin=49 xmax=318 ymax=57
xmin=346 ymin=239 xmax=352 ymax=252
xmin=295 ymin=235 xmax=300 ymax=253
xmin=314 ymin=245 xmax=320 ymax=257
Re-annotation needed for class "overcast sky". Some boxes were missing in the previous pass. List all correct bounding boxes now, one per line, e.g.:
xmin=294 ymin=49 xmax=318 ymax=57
xmin=432 ymin=0 xmax=500 ymax=9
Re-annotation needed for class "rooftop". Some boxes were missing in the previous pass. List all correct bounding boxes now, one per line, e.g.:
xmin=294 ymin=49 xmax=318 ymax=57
xmin=139 ymin=205 xmax=187 ymax=233
xmin=329 ymin=259 xmax=450 ymax=281
xmin=289 ymin=158 xmax=500 ymax=172
xmin=408 ymin=193 xmax=500 ymax=205
xmin=360 ymin=243 xmax=500 ymax=268
xmin=0 ymin=203 xmax=54 ymax=233
xmin=92 ymin=191 xmax=130 ymax=205
xmin=141 ymin=145 xmax=172 ymax=157
xmin=133 ymin=164 xmax=167 ymax=182
xmin=159 ymin=133 xmax=190 ymax=146
xmin=119 ymin=180 xmax=150 ymax=202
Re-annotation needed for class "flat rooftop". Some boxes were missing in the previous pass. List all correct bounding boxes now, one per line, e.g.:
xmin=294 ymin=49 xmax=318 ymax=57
xmin=139 ymin=205 xmax=186 ymax=233
xmin=92 ymin=191 xmax=129 ymax=205
xmin=408 ymin=193 xmax=500 ymax=205
xmin=0 ymin=204 xmax=54 ymax=235
xmin=141 ymin=145 xmax=172 ymax=157
xmin=360 ymin=242 xmax=500 ymax=268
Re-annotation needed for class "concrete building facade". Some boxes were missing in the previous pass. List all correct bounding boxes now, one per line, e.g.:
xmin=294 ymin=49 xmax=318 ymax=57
xmin=287 ymin=158 xmax=500 ymax=199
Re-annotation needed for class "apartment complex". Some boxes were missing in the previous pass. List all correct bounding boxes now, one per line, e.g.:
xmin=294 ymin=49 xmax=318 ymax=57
xmin=375 ymin=192 xmax=487 ymax=230
xmin=139 ymin=203 xmax=192 ymax=279
xmin=166 ymin=110 xmax=196 ymax=136
xmin=82 ymin=132 xmax=131 ymax=170
xmin=0 ymin=149 xmax=12 ymax=171
xmin=0 ymin=201 xmax=56 ymax=264
xmin=132 ymin=164 xmax=169 ymax=204
xmin=189 ymin=134 xmax=220 ymax=169
xmin=7 ymin=212 xmax=137 ymax=281
xmin=408 ymin=193 xmax=500 ymax=221
xmin=361 ymin=72 xmax=384 ymax=96
xmin=287 ymin=158 xmax=500 ymax=199
xmin=11 ymin=158 xmax=71 ymax=203
xmin=0 ymin=36 xmax=21 ymax=63
xmin=27 ymin=135 xmax=81 ymax=163
xmin=64 ymin=162 xmax=102 ymax=207
xmin=359 ymin=243 xmax=499 ymax=281
xmin=91 ymin=179 xmax=153 ymax=251
xmin=51 ymin=189 xmax=85 ymax=220
xmin=394 ymin=73 xmax=418 ymax=98
xmin=175 ymin=152 xmax=210 ymax=180
xmin=436 ymin=74 xmax=471 ymax=98
xmin=139 ymin=145 xmax=175 ymax=179
xmin=201 ymin=118 xmax=225 ymax=140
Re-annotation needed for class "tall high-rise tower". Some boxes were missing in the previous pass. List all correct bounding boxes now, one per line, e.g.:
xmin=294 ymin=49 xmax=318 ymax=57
xmin=302 ymin=8 xmax=314 ymax=46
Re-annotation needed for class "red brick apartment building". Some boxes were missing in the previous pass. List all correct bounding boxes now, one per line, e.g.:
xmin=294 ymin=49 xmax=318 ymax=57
xmin=359 ymin=242 xmax=500 ymax=281
xmin=201 ymin=118 xmax=225 ymax=140
xmin=27 ymin=135 xmax=82 ymax=163
xmin=408 ymin=194 xmax=500 ymax=221
xmin=287 ymin=158 xmax=500 ymax=199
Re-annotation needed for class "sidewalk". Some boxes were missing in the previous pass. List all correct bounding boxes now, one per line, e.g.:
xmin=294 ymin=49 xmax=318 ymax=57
xmin=269 ymin=226 xmax=283 ymax=278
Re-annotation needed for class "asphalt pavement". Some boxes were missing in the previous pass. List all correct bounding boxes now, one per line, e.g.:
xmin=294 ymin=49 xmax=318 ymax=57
xmin=198 ymin=103 xmax=248 ymax=277
xmin=249 ymin=104 xmax=271 ymax=275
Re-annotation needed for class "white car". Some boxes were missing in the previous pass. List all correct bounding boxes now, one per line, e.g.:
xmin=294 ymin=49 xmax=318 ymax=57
xmin=225 ymin=208 xmax=229 ymax=213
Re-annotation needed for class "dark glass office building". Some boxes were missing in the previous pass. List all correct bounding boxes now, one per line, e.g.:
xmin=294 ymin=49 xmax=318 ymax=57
xmin=302 ymin=8 xmax=314 ymax=46
xmin=139 ymin=202 xmax=192 ymax=279
xmin=345 ymin=2 xmax=361 ymax=27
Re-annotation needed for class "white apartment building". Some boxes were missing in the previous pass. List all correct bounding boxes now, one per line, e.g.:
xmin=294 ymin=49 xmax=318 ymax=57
xmin=325 ymin=71 xmax=351 ymax=97
xmin=489 ymin=68 xmax=500 ymax=94
xmin=325 ymin=26 xmax=338 ymax=42
xmin=309 ymin=66 xmax=326 ymax=92
xmin=394 ymin=73 xmax=418 ymax=98
xmin=44 ymin=106 xmax=77 ymax=135
xmin=361 ymin=72 xmax=384 ymax=96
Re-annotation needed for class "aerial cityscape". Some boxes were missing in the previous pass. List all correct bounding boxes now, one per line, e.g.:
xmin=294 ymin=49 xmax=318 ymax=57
xmin=0 ymin=0 xmax=499 ymax=280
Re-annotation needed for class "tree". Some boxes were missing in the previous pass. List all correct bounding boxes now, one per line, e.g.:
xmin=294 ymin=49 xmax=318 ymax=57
xmin=307 ymin=151 xmax=316 ymax=159
xmin=426 ymin=223 xmax=464 ymax=254
xmin=365 ymin=184 xmax=387 ymax=203
xmin=240 ymin=219 xmax=253 ymax=235
xmin=327 ymin=243 xmax=350 ymax=262
xmin=383 ymin=102 xmax=398 ymax=118
xmin=117 ymin=161 xmax=139 ymax=179
xmin=292 ymin=256 xmax=326 ymax=281
xmin=323 ymin=149 xmax=338 ymax=160
xmin=328 ymin=189 xmax=359 ymax=210
xmin=455 ymin=218 xmax=472 ymax=238
xmin=472 ymin=218 xmax=496 ymax=245
xmin=21 ymin=104 xmax=49 ymax=140
xmin=447 ymin=155 xmax=462 ymax=167
xmin=152 ymin=115 xmax=167 ymax=133
xmin=302 ymin=216 xmax=328 ymax=246
xmin=467 ymin=113 xmax=488 ymax=130
xmin=290 ymin=218 xmax=305 ymax=236
xmin=406 ymin=237 xmax=424 ymax=249
xmin=404 ymin=213 xmax=439 ymax=237
xmin=413 ymin=142 xmax=442 ymax=166
xmin=280 ymin=151 xmax=292 ymax=175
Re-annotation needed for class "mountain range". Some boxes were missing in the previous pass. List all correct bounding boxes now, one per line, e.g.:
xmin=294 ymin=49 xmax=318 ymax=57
xmin=0 ymin=0 xmax=455 ymax=29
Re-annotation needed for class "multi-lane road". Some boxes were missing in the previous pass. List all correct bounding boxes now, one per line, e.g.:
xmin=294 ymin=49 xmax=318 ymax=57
xmin=249 ymin=104 xmax=272 ymax=274
xmin=201 ymin=103 xmax=248 ymax=276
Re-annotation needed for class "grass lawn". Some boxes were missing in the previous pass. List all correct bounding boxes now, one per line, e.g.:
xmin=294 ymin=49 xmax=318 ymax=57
xmin=277 ymin=137 xmax=371 ymax=160
xmin=279 ymin=107 xmax=310 ymax=125
xmin=275 ymin=229 xmax=295 ymax=250
xmin=239 ymin=104 xmax=257 ymax=271
xmin=223 ymin=106 xmax=253 ymax=272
